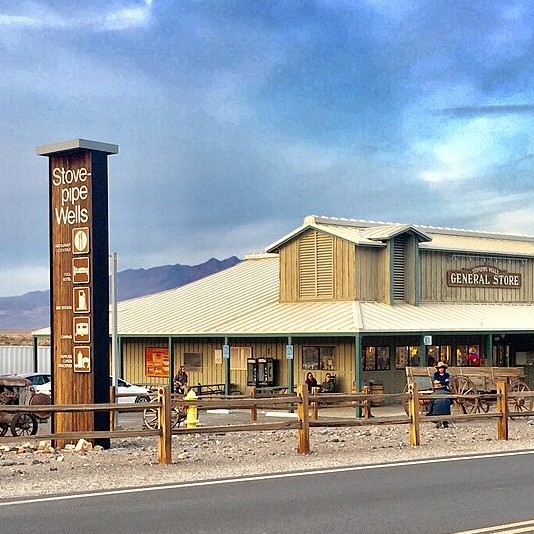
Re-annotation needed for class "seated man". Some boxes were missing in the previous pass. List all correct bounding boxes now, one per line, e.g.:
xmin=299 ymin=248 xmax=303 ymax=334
xmin=321 ymin=373 xmax=335 ymax=393
xmin=426 ymin=379 xmax=452 ymax=428
xmin=173 ymin=365 xmax=188 ymax=394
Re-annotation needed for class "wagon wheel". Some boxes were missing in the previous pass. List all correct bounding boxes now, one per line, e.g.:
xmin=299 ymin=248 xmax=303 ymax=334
xmin=143 ymin=406 xmax=158 ymax=429
xmin=143 ymin=406 xmax=185 ymax=429
xmin=172 ymin=407 xmax=186 ymax=428
xmin=508 ymin=380 xmax=533 ymax=413
xmin=0 ymin=424 xmax=8 ymax=437
xmin=10 ymin=413 xmax=38 ymax=436
xmin=451 ymin=376 xmax=480 ymax=414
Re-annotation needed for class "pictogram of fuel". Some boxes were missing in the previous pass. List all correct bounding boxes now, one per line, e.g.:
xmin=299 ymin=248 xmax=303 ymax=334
xmin=74 ymin=287 xmax=90 ymax=313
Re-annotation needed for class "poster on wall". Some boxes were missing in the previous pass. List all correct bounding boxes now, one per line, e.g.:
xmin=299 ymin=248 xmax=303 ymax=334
xmin=145 ymin=347 xmax=169 ymax=377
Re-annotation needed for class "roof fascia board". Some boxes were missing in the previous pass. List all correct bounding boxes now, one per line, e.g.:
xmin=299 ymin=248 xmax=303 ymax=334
xmin=311 ymin=215 xmax=534 ymax=243
xmin=265 ymin=222 xmax=385 ymax=252
xmin=419 ymin=245 xmax=534 ymax=259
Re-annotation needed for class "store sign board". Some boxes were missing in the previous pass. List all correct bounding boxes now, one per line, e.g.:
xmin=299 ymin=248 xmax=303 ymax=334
xmin=145 ymin=347 xmax=170 ymax=378
xmin=447 ymin=266 xmax=521 ymax=288
xmin=38 ymin=139 xmax=118 ymax=446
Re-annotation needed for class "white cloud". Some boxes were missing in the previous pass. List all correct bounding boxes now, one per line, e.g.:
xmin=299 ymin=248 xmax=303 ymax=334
xmin=0 ymin=1 xmax=153 ymax=32
xmin=0 ymin=265 xmax=49 ymax=297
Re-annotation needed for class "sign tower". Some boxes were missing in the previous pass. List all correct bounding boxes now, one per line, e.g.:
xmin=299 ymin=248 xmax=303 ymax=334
xmin=37 ymin=139 xmax=118 ymax=446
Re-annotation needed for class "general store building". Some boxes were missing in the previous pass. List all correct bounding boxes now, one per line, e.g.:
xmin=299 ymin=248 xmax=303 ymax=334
xmin=36 ymin=215 xmax=534 ymax=394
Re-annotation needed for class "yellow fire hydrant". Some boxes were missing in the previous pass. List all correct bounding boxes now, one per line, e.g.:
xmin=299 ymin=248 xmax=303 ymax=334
xmin=184 ymin=389 xmax=198 ymax=428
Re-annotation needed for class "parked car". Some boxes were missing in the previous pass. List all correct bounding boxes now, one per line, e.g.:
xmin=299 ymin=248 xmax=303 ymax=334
xmin=17 ymin=374 xmax=151 ymax=403
xmin=110 ymin=377 xmax=151 ymax=403
xmin=18 ymin=373 xmax=51 ymax=395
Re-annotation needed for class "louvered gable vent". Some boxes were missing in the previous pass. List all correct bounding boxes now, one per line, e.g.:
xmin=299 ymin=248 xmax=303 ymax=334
xmin=299 ymin=230 xmax=333 ymax=299
xmin=393 ymin=237 xmax=406 ymax=302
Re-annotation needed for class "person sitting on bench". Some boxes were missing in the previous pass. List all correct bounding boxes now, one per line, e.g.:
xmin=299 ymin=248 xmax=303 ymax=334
xmin=321 ymin=373 xmax=335 ymax=393
xmin=426 ymin=379 xmax=452 ymax=428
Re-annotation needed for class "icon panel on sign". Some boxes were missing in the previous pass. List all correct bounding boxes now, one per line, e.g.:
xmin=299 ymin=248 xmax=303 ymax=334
xmin=74 ymin=346 xmax=91 ymax=373
xmin=73 ymin=317 xmax=90 ymax=343
xmin=73 ymin=287 xmax=90 ymax=313
xmin=72 ymin=227 xmax=90 ymax=254
xmin=72 ymin=257 xmax=90 ymax=284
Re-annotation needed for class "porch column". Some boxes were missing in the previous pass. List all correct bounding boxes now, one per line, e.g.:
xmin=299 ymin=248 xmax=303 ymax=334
xmin=485 ymin=334 xmax=493 ymax=367
xmin=419 ymin=337 xmax=426 ymax=367
xmin=287 ymin=336 xmax=294 ymax=394
xmin=355 ymin=334 xmax=362 ymax=417
xmin=224 ymin=337 xmax=230 ymax=395
xmin=168 ymin=337 xmax=175 ymax=393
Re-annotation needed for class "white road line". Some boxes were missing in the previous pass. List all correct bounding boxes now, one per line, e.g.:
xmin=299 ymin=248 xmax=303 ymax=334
xmin=450 ymin=520 xmax=534 ymax=534
xmin=1 ymin=449 xmax=534 ymax=508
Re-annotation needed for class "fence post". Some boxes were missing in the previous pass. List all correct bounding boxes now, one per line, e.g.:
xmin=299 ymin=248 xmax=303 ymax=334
xmin=296 ymin=384 xmax=310 ymax=454
xmin=408 ymin=382 xmax=420 ymax=446
xmin=362 ymin=385 xmax=372 ymax=419
xmin=158 ymin=386 xmax=172 ymax=464
xmin=248 ymin=386 xmax=257 ymax=422
xmin=310 ymin=386 xmax=319 ymax=420
xmin=496 ymin=380 xmax=508 ymax=441
xmin=109 ymin=385 xmax=117 ymax=430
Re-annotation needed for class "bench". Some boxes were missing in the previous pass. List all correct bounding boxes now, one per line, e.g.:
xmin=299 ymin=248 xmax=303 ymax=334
xmin=254 ymin=385 xmax=289 ymax=396
xmin=189 ymin=383 xmax=240 ymax=396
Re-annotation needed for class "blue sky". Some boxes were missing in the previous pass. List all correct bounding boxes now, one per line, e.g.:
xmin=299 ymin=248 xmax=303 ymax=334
xmin=2 ymin=0 xmax=534 ymax=297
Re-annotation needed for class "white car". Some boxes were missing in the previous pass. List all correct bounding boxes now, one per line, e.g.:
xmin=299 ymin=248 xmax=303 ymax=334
xmin=22 ymin=375 xmax=151 ymax=403
xmin=19 ymin=373 xmax=51 ymax=395
xmin=110 ymin=377 xmax=152 ymax=404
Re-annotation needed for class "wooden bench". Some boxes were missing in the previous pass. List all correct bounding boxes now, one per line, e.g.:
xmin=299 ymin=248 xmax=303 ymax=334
xmin=255 ymin=385 xmax=289 ymax=396
xmin=189 ymin=383 xmax=240 ymax=396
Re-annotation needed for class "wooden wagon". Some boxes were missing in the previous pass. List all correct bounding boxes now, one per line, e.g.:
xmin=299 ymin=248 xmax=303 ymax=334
xmin=0 ymin=375 xmax=44 ymax=436
xmin=405 ymin=366 xmax=533 ymax=414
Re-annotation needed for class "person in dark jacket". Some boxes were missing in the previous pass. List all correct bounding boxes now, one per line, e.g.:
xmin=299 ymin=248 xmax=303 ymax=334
xmin=426 ymin=379 xmax=452 ymax=428
xmin=174 ymin=365 xmax=188 ymax=394
xmin=305 ymin=372 xmax=318 ymax=393
xmin=433 ymin=361 xmax=451 ymax=391
xmin=321 ymin=373 xmax=335 ymax=393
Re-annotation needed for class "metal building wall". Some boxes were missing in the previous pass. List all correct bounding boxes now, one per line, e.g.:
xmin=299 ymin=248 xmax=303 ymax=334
xmin=0 ymin=346 xmax=51 ymax=375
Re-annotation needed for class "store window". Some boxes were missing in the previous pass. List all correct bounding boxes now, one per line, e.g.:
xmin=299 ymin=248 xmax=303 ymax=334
xmin=395 ymin=346 xmax=420 ymax=369
xmin=363 ymin=346 xmax=390 ymax=371
xmin=426 ymin=345 xmax=452 ymax=367
xmin=302 ymin=346 xmax=336 ymax=370
xmin=457 ymin=345 xmax=481 ymax=367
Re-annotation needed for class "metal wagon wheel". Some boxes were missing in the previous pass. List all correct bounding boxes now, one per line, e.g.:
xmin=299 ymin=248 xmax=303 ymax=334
xmin=10 ymin=413 xmax=38 ymax=436
xmin=143 ymin=405 xmax=186 ymax=429
xmin=507 ymin=380 xmax=533 ymax=413
xmin=0 ymin=424 xmax=8 ymax=436
xmin=451 ymin=376 xmax=483 ymax=414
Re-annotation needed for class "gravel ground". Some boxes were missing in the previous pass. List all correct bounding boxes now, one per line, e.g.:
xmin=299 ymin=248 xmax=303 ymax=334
xmin=2 ymin=414 xmax=534 ymax=500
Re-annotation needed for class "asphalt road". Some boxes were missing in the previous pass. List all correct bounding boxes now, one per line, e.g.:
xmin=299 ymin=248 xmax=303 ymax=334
xmin=2 ymin=451 xmax=534 ymax=534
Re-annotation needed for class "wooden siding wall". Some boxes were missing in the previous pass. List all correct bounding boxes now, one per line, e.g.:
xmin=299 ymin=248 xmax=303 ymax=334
xmin=420 ymin=252 xmax=534 ymax=303
xmin=405 ymin=236 xmax=417 ymax=304
xmin=121 ymin=337 xmax=290 ymax=393
xmin=294 ymin=337 xmax=355 ymax=392
xmin=334 ymin=238 xmax=356 ymax=300
xmin=279 ymin=240 xmax=299 ymax=302
xmin=120 ymin=337 xmax=358 ymax=393
xmin=279 ymin=229 xmax=386 ymax=303
xmin=355 ymin=246 xmax=381 ymax=301
xmin=279 ymin=230 xmax=358 ymax=302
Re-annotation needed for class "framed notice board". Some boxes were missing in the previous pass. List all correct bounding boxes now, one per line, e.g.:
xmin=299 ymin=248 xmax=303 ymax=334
xmin=145 ymin=347 xmax=169 ymax=378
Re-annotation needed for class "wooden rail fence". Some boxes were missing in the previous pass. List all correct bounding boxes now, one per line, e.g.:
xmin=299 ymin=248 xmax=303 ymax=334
xmin=1 ymin=381 xmax=533 ymax=464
